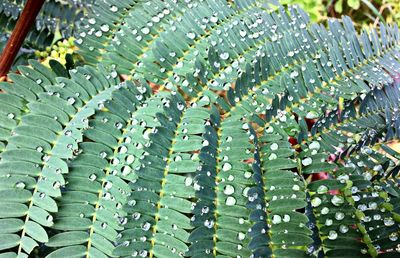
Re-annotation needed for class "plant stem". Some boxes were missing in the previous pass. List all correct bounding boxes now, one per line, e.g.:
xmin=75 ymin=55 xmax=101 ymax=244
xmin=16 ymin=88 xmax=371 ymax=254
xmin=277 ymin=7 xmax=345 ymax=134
xmin=0 ymin=0 xmax=45 ymax=77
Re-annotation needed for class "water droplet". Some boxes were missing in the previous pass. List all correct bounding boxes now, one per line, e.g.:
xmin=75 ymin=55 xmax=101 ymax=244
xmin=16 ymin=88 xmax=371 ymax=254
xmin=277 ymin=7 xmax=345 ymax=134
xmin=210 ymin=15 xmax=218 ymax=23
xmin=292 ymin=185 xmax=300 ymax=191
xmin=201 ymin=206 xmax=209 ymax=214
xmin=186 ymin=32 xmax=196 ymax=39
xmin=104 ymin=181 xmax=113 ymax=190
xmin=89 ymin=174 xmax=97 ymax=181
xmin=115 ymin=122 xmax=123 ymax=129
xmin=328 ymin=230 xmax=338 ymax=240
xmin=132 ymin=212 xmax=141 ymax=220
xmin=309 ymin=141 xmax=320 ymax=150
xmin=177 ymin=103 xmax=185 ymax=111
xmin=321 ymin=207 xmax=329 ymax=215
xmin=184 ymin=177 xmax=193 ymax=186
xmin=272 ymin=214 xmax=282 ymax=224
xmin=142 ymin=222 xmax=151 ymax=231
xmin=36 ymin=146 xmax=43 ymax=152
xmin=311 ymin=197 xmax=322 ymax=207
xmin=389 ymin=232 xmax=398 ymax=241
xmin=204 ymin=219 xmax=214 ymax=228
xmin=7 ymin=113 xmax=15 ymax=119
xmin=331 ymin=195 xmax=344 ymax=206
xmin=269 ymin=153 xmax=277 ymax=160
xmin=122 ymin=166 xmax=131 ymax=176
xmin=223 ymin=185 xmax=235 ymax=195
xmin=100 ymin=24 xmax=110 ymax=32
xmin=225 ymin=196 xmax=236 ymax=206
xmin=141 ymin=27 xmax=150 ymax=35
xmin=125 ymin=155 xmax=135 ymax=165
xmin=270 ymin=143 xmax=278 ymax=151
xmin=282 ymin=214 xmax=290 ymax=222
xmin=53 ymin=181 xmax=61 ymax=189
xmin=220 ymin=52 xmax=229 ymax=60
xmin=302 ymin=157 xmax=313 ymax=166
xmin=306 ymin=111 xmax=319 ymax=119
xmin=384 ymin=217 xmax=395 ymax=226
xmin=290 ymin=70 xmax=299 ymax=79
xmin=339 ymin=224 xmax=349 ymax=233
xmin=67 ymin=97 xmax=75 ymax=105
xmin=110 ymin=6 xmax=118 ymax=12
xmin=317 ymin=185 xmax=328 ymax=194
xmin=237 ymin=232 xmax=245 ymax=241
xmin=202 ymin=140 xmax=209 ymax=147
xmin=335 ymin=212 xmax=344 ymax=220
xmin=15 ymin=182 xmax=26 ymax=189
xmin=95 ymin=30 xmax=103 ymax=37
xmin=99 ymin=151 xmax=107 ymax=159
xmin=244 ymin=171 xmax=252 ymax=178
xmin=222 ymin=163 xmax=232 ymax=171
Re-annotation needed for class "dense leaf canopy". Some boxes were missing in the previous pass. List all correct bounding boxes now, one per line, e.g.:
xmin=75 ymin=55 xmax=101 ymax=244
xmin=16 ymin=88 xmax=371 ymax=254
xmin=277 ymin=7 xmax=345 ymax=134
xmin=0 ymin=0 xmax=399 ymax=257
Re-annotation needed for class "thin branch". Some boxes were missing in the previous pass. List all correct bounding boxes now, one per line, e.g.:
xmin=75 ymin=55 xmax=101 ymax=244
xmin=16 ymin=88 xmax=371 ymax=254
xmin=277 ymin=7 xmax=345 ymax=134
xmin=0 ymin=0 xmax=45 ymax=77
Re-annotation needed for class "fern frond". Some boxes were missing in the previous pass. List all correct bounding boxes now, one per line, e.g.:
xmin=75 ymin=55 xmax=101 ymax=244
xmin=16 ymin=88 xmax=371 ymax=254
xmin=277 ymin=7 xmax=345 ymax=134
xmin=0 ymin=64 xmax=122 ymax=257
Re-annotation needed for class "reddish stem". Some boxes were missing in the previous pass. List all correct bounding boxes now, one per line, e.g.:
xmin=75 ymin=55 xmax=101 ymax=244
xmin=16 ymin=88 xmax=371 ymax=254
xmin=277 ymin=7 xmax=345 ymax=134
xmin=0 ymin=0 xmax=45 ymax=77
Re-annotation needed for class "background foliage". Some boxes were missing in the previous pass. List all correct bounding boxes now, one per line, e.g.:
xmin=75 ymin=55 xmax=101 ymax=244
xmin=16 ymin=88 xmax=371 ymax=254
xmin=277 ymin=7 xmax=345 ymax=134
xmin=0 ymin=0 xmax=92 ymax=70
xmin=0 ymin=0 xmax=399 ymax=258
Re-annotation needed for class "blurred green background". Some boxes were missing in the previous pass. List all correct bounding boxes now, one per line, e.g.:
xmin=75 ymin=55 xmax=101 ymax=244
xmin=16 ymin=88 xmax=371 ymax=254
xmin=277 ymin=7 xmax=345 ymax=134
xmin=284 ymin=0 xmax=399 ymax=27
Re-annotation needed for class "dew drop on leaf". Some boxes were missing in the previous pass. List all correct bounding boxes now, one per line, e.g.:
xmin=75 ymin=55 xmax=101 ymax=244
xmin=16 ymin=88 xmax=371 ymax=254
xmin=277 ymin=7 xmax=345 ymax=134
xmin=222 ymin=163 xmax=232 ymax=171
xmin=292 ymin=185 xmax=300 ymax=191
xmin=132 ymin=212 xmax=141 ymax=220
xmin=141 ymin=222 xmax=151 ymax=231
xmin=225 ymin=196 xmax=236 ymax=206
xmin=272 ymin=214 xmax=282 ymax=224
xmin=46 ymin=215 xmax=53 ymax=222
xmin=321 ymin=207 xmax=329 ymax=215
xmin=339 ymin=224 xmax=349 ymax=233
xmin=335 ymin=212 xmax=344 ymax=220
xmin=282 ymin=214 xmax=290 ymax=222
xmin=331 ymin=195 xmax=344 ymax=206
xmin=270 ymin=143 xmax=278 ymax=151
xmin=223 ymin=185 xmax=235 ymax=195
xmin=220 ymin=52 xmax=229 ymax=60
xmin=186 ymin=32 xmax=196 ymax=39
xmin=15 ymin=182 xmax=26 ymax=189
xmin=317 ymin=185 xmax=328 ymax=194
xmin=302 ymin=157 xmax=313 ymax=166
xmin=67 ymin=97 xmax=75 ymax=105
xmin=89 ymin=174 xmax=97 ymax=181
xmin=384 ymin=217 xmax=395 ymax=226
xmin=311 ymin=197 xmax=321 ymax=207
xmin=389 ymin=232 xmax=398 ymax=241
xmin=328 ymin=230 xmax=338 ymax=240
xmin=100 ymin=24 xmax=110 ymax=32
